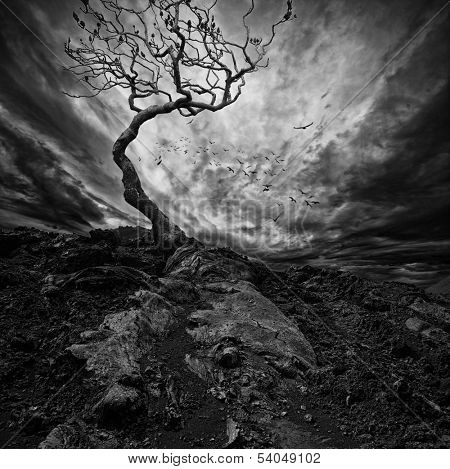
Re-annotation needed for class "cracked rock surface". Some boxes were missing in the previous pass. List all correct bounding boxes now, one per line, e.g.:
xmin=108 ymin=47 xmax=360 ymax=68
xmin=0 ymin=228 xmax=448 ymax=449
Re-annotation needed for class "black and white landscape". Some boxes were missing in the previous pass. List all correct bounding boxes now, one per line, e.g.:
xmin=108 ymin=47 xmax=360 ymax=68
xmin=0 ymin=0 xmax=448 ymax=450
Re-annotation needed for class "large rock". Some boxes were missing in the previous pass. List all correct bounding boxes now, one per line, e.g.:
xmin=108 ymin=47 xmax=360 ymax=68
xmin=408 ymin=298 xmax=450 ymax=327
xmin=41 ymin=265 xmax=157 ymax=294
xmin=157 ymin=277 xmax=200 ymax=304
xmin=94 ymin=383 xmax=146 ymax=425
xmin=188 ymin=281 xmax=316 ymax=371
xmin=426 ymin=276 xmax=450 ymax=298
xmin=165 ymin=243 xmax=269 ymax=284
xmin=39 ymin=420 xmax=118 ymax=449
xmin=68 ymin=292 xmax=177 ymax=384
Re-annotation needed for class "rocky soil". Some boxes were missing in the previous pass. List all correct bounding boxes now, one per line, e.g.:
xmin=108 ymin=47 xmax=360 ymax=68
xmin=0 ymin=227 xmax=448 ymax=449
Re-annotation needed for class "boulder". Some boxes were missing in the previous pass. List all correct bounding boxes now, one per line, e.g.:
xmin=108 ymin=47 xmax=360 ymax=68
xmin=68 ymin=292 xmax=177 ymax=384
xmin=157 ymin=277 xmax=200 ymax=304
xmin=165 ymin=243 xmax=269 ymax=284
xmin=95 ymin=383 xmax=146 ymax=425
xmin=215 ymin=346 xmax=241 ymax=369
xmin=188 ymin=281 xmax=316 ymax=371
xmin=405 ymin=317 xmax=428 ymax=333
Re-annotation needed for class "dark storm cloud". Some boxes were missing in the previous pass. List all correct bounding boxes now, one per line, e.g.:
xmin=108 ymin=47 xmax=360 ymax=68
xmin=0 ymin=0 xmax=448 ymax=286
xmin=0 ymin=0 xmax=136 ymax=229
xmin=263 ymin=5 xmax=450 ymax=282
xmin=0 ymin=120 xmax=104 ymax=232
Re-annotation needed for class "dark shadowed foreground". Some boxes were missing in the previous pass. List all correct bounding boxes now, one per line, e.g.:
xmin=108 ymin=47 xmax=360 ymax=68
xmin=0 ymin=227 xmax=448 ymax=449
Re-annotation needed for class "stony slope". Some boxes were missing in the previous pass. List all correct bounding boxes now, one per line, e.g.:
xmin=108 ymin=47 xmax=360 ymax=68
xmin=0 ymin=227 xmax=448 ymax=448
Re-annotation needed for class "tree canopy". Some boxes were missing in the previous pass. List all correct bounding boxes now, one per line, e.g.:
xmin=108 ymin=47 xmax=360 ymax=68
xmin=66 ymin=0 xmax=295 ymax=115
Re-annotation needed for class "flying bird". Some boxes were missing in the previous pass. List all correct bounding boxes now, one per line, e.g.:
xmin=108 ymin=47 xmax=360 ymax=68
xmin=289 ymin=196 xmax=297 ymax=203
xmin=311 ymin=200 xmax=320 ymax=205
xmin=227 ymin=166 xmax=235 ymax=173
xmin=263 ymin=187 xmax=270 ymax=192
xmin=294 ymin=122 xmax=313 ymax=130
xmin=237 ymin=159 xmax=244 ymax=165
xmin=272 ymin=214 xmax=282 ymax=223
xmin=304 ymin=200 xmax=312 ymax=208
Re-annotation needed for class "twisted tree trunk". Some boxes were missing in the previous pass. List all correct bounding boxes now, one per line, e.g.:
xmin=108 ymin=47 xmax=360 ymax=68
xmin=112 ymin=102 xmax=188 ymax=251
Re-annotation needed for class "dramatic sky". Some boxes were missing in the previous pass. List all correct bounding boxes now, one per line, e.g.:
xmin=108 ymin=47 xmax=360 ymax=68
xmin=0 ymin=0 xmax=449 ymax=286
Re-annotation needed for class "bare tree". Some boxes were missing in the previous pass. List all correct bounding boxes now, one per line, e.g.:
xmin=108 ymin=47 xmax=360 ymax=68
xmin=65 ymin=0 xmax=295 ymax=250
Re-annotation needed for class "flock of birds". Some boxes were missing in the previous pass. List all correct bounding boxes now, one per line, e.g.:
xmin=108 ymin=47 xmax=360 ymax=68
xmin=146 ymin=122 xmax=320 ymax=224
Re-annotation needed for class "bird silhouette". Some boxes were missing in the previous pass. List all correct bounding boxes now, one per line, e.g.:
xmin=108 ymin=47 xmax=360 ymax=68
xmin=272 ymin=214 xmax=281 ymax=223
xmin=237 ymin=159 xmax=244 ymax=165
xmin=276 ymin=202 xmax=283 ymax=207
xmin=227 ymin=167 xmax=235 ymax=173
xmin=265 ymin=156 xmax=270 ymax=161
xmin=311 ymin=200 xmax=320 ymax=205
xmin=263 ymin=187 xmax=270 ymax=192
xmin=243 ymin=170 xmax=250 ymax=177
xmin=305 ymin=200 xmax=312 ymax=208
xmin=299 ymin=189 xmax=308 ymax=195
xmin=294 ymin=122 xmax=313 ymax=130
xmin=289 ymin=196 xmax=297 ymax=203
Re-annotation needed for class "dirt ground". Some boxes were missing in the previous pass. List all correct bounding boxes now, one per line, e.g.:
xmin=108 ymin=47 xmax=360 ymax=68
xmin=0 ymin=227 xmax=448 ymax=448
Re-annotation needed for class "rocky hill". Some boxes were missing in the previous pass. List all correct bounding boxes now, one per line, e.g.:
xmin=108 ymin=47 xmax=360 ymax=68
xmin=0 ymin=227 xmax=448 ymax=449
